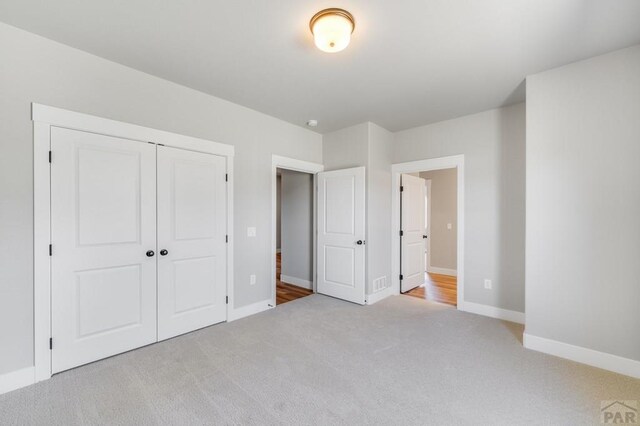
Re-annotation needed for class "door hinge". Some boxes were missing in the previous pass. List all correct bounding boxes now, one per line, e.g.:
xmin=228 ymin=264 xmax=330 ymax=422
xmin=48 ymin=151 xmax=52 ymax=163
xmin=225 ymin=296 xmax=229 ymax=304
xmin=49 ymin=244 xmax=52 ymax=256
xmin=225 ymin=174 xmax=228 ymax=182
xmin=399 ymin=274 xmax=403 ymax=280
xmin=225 ymin=235 xmax=228 ymax=243
xmin=49 ymin=338 xmax=53 ymax=350
xmin=400 ymin=186 xmax=404 ymax=192
xmin=399 ymin=230 xmax=403 ymax=237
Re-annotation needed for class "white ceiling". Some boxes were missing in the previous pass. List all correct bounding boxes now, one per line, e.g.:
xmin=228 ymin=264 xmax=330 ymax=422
xmin=1 ymin=0 xmax=640 ymax=133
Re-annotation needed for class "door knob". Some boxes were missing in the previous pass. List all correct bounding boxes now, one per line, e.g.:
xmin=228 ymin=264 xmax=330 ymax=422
xmin=146 ymin=250 xmax=155 ymax=257
xmin=423 ymin=235 xmax=428 ymax=239
xmin=160 ymin=249 xmax=168 ymax=256
xmin=356 ymin=240 xmax=364 ymax=245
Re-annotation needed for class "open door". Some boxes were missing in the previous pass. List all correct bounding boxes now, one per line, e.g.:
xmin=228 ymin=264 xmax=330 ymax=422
xmin=317 ymin=167 xmax=366 ymax=305
xmin=401 ymin=174 xmax=426 ymax=293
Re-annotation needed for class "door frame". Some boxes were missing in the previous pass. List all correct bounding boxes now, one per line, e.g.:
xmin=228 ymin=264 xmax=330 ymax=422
xmin=391 ymin=155 xmax=464 ymax=308
xmin=33 ymin=103 xmax=235 ymax=383
xmin=271 ymin=155 xmax=323 ymax=307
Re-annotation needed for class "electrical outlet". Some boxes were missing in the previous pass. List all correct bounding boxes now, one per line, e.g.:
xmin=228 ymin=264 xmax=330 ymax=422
xmin=484 ymin=279 xmax=492 ymax=289
xmin=250 ymin=274 xmax=256 ymax=285
xmin=247 ymin=227 xmax=256 ymax=237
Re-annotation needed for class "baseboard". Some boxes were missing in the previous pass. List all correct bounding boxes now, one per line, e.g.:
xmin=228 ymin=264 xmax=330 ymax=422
xmin=523 ymin=333 xmax=640 ymax=379
xmin=227 ymin=299 xmax=273 ymax=322
xmin=461 ymin=301 xmax=525 ymax=324
xmin=366 ymin=285 xmax=394 ymax=305
xmin=280 ymin=275 xmax=312 ymax=290
xmin=428 ymin=266 xmax=457 ymax=276
xmin=0 ymin=366 xmax=35 ymax=395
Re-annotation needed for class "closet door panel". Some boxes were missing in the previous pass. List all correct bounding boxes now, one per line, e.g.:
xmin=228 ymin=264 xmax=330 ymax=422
xmin=157 ymin=146 xmax=227 ymax=340
xmin=50 ymin=127 xmax=157 ymax=373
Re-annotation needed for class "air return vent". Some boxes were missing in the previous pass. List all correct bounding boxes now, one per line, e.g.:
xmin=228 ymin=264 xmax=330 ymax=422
xmin=373 ymin=276 xmax=388 ymax=293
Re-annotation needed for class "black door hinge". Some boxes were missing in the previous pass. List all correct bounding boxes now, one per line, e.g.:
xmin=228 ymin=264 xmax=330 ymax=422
xmin=399 ymin=274 xmax=403 ymax=280
xmin=49 ymin=338 xmax=53 ymax=350
xmin=225 ymin=235 xmax=228 ymax=243
xmin=48 ymin=151 xmax=52 ymax=163
xmin=399 ymin=230 xmax=403 ymax=237
xmin=49 ymin=244 xmax=52 ymax=256
xmin=400 ymin=186 xmax=404 ymax=192
xmin=225 ymin=174 xmax=228 ymax=182
xmin=225 ymin=296 xmax=229 ymax=304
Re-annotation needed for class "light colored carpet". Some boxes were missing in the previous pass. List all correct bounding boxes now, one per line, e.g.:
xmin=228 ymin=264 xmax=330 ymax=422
xmin=1 ymin=294 xmax=638 ymax=425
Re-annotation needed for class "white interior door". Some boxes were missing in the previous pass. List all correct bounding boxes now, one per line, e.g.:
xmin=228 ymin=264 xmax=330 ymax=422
xmin=157 ymin=146 xmax=227 ymax=340
xmin=401 ymin=174 xmax=427 ymax=293
xmin=317 ymin=167 xmax=366 ymax=304
xmin=51 ymin=127 xmax=157 ymax=373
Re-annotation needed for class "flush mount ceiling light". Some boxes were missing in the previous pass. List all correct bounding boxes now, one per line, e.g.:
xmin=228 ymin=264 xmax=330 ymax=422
xmin=309 ymin=8 xmax=355 ymax=53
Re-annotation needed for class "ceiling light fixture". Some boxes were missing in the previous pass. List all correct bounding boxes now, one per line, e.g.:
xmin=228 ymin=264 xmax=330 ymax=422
xmin=309 ymin=8 xmax=355 ymax=53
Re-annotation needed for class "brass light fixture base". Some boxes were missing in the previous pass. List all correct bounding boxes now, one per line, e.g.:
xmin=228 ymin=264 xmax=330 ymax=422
xmin=309 ymin=8 xmax=355 ymax=33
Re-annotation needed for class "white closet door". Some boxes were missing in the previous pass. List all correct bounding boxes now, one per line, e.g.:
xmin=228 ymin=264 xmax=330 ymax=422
xmin=157 ymin=146 xmax=227 ymax=340
xmin=51 ymin=127 xmax=157 ymax=374
xmin=401 ymin=174 xmax=427 ymax=292
xmin=317 ymin=167 xmax=366 ymax=305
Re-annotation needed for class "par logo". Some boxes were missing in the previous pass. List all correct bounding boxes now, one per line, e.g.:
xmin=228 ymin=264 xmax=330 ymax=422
xmin=601 ymin=401 xmax=638 ymax=424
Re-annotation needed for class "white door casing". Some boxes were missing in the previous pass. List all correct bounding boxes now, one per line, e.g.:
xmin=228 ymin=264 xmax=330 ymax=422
xmin=401 ymin=174 xmax=426 ymax=292
xmin=317 ymin=167 xmax=366 ymax=304
xmin=50 ymin=127 xmax=158 ymax=373
xmin=33 ymin=104 xmax=235 ymax=383
xmin=157 ymin=146 xmax=227 ymax=340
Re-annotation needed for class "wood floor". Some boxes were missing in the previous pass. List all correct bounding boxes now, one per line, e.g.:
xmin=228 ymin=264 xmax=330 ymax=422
xmin=276 ymin=253 xmax=313 ymax=305
xmin=404 ymin=272 xmax=457 ymax=306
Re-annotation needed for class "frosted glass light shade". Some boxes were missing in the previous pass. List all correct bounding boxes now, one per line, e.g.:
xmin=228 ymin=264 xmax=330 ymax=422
xmin=310 ymin=9 xmax=355 ymax=53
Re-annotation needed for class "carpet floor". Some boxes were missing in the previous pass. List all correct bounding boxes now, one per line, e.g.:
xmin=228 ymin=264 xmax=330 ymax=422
xmin=1 ymin=294 xmax=638 ymax=425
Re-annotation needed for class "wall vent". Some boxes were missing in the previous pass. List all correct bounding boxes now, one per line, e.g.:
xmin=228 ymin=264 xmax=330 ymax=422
xmin=373 ymin=276 xmax=388 ymax=293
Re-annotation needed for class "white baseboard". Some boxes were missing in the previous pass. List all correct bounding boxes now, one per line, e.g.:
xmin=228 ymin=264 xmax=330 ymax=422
xmin=280 ymin=275 xmax=312 ymax=290
xmin=523 ymin=333 xmax=640 ymax=379
xmin=366 ymin=285 xmax=394 ymax=305
xmin=461 ymin=301 xmax=525 ymax=324
xmin=0 ymin=366 xmax=35 ymax=395
xmin=228 ymin=299 xmax=273 ymax=322
xmin=428 ymin=266 xmax=457 ymax=276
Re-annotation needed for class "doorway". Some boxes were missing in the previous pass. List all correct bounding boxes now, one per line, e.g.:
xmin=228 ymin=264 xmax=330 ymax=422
xmin=271 ymin=156 xmax=323 ymax=306
xmin=275 ymin=168 xmax=314 ymax=305
xmin=401 ymin=170 xmax=458 ymax=306
xmin=391 ymin=156 xmax=465 ymax=309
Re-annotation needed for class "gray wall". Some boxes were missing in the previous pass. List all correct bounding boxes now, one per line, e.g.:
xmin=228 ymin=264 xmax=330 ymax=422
xmin=322 ymin=123 xmax=369 ymax=171
xmin=280 ymin=170 xmax=313 ymax=284
xmin=367 ymin=123 xmax=393 ymax=295
xmin=526 ymin=45 xmax=640 ymax=361
xmin=0 ymin=23 xmax=322 ymax=376
xmin=394 ymin=103 xmax=526 ymax=313
xmin=420 ymin=169 xmax=457 ymax=271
